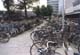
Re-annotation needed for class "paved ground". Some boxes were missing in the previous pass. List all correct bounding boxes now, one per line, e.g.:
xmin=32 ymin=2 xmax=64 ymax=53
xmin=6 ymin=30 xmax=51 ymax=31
xmin=0 ymin=30 xmax=32 ymax=55
xmin=0 ymin=20 xmax=78 ymax=55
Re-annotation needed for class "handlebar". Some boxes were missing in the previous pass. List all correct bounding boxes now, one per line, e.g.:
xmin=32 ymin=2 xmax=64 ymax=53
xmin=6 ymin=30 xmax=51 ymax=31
xmin=47 ymin=41 xmax=58 ymax=48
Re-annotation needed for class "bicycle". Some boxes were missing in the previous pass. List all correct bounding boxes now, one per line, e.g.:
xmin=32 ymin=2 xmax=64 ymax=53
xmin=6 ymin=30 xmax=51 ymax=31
xmin=67 ymin=32 xmax=80 ymax=53
xmin=0 ymin=32 xmax=10 ymax=43
xmin=30 ymin=41 xmax=62 ymax=55
xmin=30 ymin=26 xmax=63 ymax=47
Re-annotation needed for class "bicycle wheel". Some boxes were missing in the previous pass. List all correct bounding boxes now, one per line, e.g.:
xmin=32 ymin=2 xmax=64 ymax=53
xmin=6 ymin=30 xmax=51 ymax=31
xmin=0 ymin=33 xmax=10 ymax=43
xmin=30 ymin=42 xmax=46 ymax=55
xmin=46 ymin=49 xmax=62 ymax=55
xmin=54 ymin=52 xmax=62 ymax=55
xmin=30 ymin=31 xmax=39 ymax=42
xmin=48 ymin=51 xmax=62 ymax=55
xmin=30 ymin=31 xmax=35 ymax=41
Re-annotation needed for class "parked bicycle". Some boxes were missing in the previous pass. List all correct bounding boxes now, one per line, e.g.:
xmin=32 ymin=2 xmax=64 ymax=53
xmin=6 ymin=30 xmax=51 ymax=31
xmin=30 ymin=19 xmax=69 ymax=55
xmin=0 ymin=32 xmax=10 ymax=43
xmin=30 ymin=41 xmax=62 ymax=55
xmin=68 ymin=32 xmax=80 ymax=53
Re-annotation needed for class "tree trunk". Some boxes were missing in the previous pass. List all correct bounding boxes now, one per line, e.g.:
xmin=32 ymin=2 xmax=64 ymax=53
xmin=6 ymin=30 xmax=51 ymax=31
xmin=24 ymin=0 xmax=28 ymax=19
xmin=7 ymin=0 xmax=10 ymax=20
xmin=24 ymin=6 xmax=28 ymax=18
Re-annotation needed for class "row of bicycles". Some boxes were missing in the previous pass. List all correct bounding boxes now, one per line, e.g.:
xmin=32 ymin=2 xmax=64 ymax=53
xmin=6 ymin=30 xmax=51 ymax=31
xmin=30 ymin=20 xmax=80 ymax=55
xmin=0 ymin=22 xmax=32 ymax=43
xmin=30 ymin=21 xmax=64 ymax=55
xmin=0 ymin=19 xmax=43 ymax=43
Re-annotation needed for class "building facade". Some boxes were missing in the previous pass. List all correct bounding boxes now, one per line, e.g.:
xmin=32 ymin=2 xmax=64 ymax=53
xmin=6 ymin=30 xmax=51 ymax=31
xmin=47 ymin=0 xmax=59 ymax=15
xmin=65 ymin=0 xmax=80 ymax=14
xmin=65 ymin=0 xmax=80 ymax=24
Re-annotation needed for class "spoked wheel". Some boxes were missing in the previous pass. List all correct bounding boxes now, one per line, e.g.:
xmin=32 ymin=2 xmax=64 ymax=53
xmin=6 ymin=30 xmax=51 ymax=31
xmin=30 ymin=42 xmax=46 ymax=55
xmin=0 ymin=33 xmax=10 ymax=43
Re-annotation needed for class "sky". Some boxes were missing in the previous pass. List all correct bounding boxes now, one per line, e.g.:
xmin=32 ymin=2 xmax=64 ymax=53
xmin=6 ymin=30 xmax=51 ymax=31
xmin=0 ymin=0 xmax=6 ymax=11
xmin=0 ymin=0 xmax=63 ymax=11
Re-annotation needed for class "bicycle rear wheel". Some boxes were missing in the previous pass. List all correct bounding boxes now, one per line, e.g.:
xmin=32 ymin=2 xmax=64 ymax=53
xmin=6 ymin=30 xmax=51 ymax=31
xmin=30 ymin=42 xmax=46 ymax=55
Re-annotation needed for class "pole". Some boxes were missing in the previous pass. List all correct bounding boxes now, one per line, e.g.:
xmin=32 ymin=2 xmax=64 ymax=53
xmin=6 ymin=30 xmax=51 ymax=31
xmin=62 ymin=0 xmax=65 ymax=30
xmin=62 ymin=0 xmax=69 ymax=51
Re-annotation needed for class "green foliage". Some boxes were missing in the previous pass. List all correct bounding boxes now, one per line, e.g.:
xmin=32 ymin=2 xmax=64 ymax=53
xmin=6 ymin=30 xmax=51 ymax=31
xmin=17 ymin=0 xmax=39 ymax=9
xmin=2 ymin=0 xmax=14 ymax=11
xmin=47 ymin=5 xmax=53 ymax=16
xmin=40 ymin=5 xmax=53 ymax=16
xmin=17 ymin=0 xmax=39 ymax=18
xmin=33 ymin=6 xmax=41 ymax=16
xmin=2 ymin=0 xmax=15 ymax=19
xmin=40 ymin=5 xmax=47 ymax=16
xmin=33 ymin=5 xmax=53 ymax=17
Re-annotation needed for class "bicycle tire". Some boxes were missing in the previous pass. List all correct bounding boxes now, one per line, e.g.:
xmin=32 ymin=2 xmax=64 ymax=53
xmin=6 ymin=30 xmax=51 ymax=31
xmin=30 ymin=42 xmax=46 ymax=55
xmin=30 ymin=31 xmax=39 ymax=42
xmin=0 ymin=33 xmax=10 ymax=43
xmin=30 ymin=31 xmax=35 ymax=41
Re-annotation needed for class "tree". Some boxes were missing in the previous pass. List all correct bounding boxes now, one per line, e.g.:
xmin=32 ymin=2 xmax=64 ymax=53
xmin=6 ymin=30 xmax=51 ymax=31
xmin=2 ymin=0 xmax=14 ymax=19
xmin=40 ymin=5 xmax=47 ymax=16
xmin=46 ymin=5 xmax=53 ymax=20
xmin=47 ymin=5 xmax=53 ymax=16
xmin=40 ymin=5 xmax=53 ymax=19
xmin=33 ymin=6 xmax=41 ymax=17
xmin=17 ymin=0 xmax=39 ymax=18
xmin=33 ymin=5 xmax=53 ymax=19
xmin=40 ymin=5 xmax=53 ymax=17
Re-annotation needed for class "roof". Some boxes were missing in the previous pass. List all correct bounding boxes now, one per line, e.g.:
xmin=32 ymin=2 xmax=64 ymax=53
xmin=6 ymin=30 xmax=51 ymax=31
xmin=66 ymin=10 xmax=80 ymax=15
